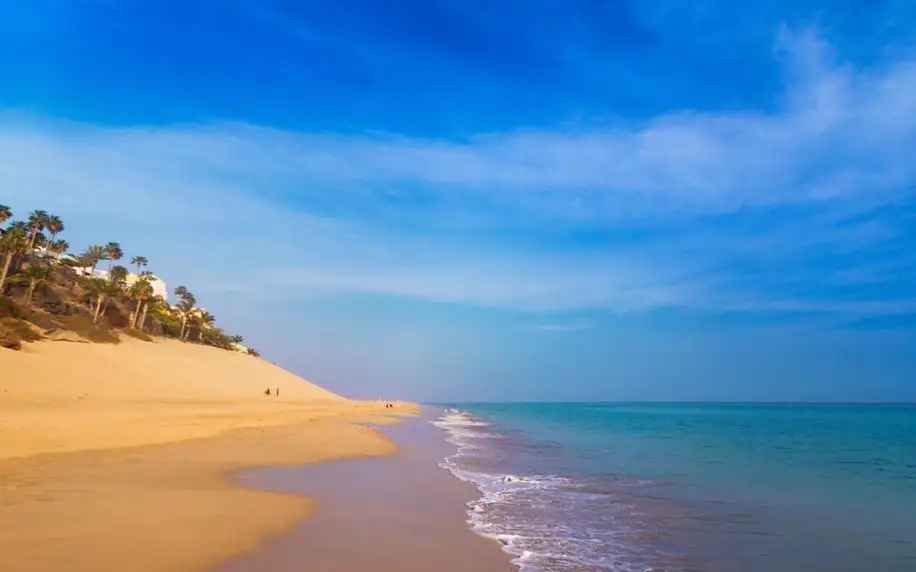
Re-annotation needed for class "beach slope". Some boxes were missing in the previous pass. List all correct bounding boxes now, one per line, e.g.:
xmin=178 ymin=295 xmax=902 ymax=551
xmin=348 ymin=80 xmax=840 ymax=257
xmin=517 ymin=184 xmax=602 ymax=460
xmin=0 ymin=337 xmax=413 ymax=572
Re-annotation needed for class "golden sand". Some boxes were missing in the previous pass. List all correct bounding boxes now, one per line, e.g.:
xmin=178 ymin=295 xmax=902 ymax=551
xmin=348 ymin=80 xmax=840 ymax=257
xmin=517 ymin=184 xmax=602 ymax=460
xmin=0 ymin=336 xmax=416 ymax=572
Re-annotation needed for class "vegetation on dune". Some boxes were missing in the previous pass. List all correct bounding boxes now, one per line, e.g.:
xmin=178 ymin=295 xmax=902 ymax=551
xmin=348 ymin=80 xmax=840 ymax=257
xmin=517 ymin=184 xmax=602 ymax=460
xmin=82 ymin=244 xmax=108 ymax=275
xmin=0 ymin=205 xmax=259 ymax=355
xmin=0 ymin=226 xmax=28 ymax=292
xmin=10 ymin=264 xmax=53 ymax=307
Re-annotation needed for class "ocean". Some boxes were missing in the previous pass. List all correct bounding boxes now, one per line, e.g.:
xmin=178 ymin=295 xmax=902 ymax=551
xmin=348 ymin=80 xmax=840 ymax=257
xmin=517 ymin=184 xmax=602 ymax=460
xmin=432 ymin=403 xmax=916 ymax=572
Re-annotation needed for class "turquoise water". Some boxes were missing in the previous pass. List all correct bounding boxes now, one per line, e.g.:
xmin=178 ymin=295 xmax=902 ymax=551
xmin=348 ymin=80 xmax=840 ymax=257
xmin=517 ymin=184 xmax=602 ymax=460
xmin=434 ymin=403 xmax=916 ymax=571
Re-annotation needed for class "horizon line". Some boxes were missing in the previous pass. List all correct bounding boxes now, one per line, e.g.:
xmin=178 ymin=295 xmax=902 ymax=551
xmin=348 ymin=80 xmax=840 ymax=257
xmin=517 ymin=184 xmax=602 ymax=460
xmin=426 ymin=400 xmax=916 ymax=406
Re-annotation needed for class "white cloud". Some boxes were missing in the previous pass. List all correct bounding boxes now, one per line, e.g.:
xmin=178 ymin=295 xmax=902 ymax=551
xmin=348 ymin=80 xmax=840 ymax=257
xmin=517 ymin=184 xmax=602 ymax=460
xmin=0 ymin=30 xmax=914 ymax=316
xmin=3 ymin=31 xmax=914 ymax=221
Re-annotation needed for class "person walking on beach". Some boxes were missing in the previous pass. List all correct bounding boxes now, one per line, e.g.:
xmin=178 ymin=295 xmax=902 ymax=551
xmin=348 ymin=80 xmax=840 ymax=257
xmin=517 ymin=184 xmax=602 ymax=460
xmin=264 ymin=388 xmax=270 ymax=396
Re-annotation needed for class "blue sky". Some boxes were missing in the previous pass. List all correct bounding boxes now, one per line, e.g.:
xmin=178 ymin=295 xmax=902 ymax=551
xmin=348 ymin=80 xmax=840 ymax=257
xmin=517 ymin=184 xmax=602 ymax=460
xmin=2 ymin=0 xmax=915 ymax=401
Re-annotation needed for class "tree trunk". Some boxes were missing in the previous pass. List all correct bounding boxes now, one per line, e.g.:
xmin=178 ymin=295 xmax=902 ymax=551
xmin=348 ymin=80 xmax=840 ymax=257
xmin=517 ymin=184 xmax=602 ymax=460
xmin=93 ymin=297 xmax=103 ymax=323
xmin=130 ymin=299 xmax=141 ymax=328
xmin=25 ymin=281 xmax=36 ymax=306
xmin=28 ymin=229 xmax=38 ymax=250
xmin=0 ymin=252 xmax=13 ymax=294
xmin=179 ymin=317 xmax=187 ymax=340
xmin=139 ymin=302 xmax=149 ymax=332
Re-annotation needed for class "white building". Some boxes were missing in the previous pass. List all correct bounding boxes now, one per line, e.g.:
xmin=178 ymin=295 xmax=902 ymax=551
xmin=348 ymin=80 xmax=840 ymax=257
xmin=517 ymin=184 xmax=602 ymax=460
xmin=30 ymin=247 xmax=169 ymax=301
xmin=93 ymin=268 xmax=169 ymax=301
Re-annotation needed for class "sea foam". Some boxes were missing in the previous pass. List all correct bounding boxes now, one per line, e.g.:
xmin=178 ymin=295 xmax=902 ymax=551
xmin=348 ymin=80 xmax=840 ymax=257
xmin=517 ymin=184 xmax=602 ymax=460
xmin=431 ymin=409 xmax=662 ymax=572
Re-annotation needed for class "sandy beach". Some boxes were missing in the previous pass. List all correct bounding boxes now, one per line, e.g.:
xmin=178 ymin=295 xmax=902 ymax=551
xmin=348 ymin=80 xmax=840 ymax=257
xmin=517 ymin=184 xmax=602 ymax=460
xmin=218 ymin=410 xmax=516 ymax=572
xmin=1 ymin=336 xmax=409 ymax=460
xmin=0 ymin=337 xmax=427 ymax=571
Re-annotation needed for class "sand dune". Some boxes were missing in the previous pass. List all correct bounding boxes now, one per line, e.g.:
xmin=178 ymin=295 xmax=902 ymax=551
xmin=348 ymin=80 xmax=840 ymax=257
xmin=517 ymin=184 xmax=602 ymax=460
xmin=0 ymin=336 xmax=409 ymax=460
xmin=0 ymin=336 xmax=417 ymax=572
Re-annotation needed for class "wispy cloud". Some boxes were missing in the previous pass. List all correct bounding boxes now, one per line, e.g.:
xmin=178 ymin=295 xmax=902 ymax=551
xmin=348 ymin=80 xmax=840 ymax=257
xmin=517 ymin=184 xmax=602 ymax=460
xmin=5 ymin=31 xmax=915 ymax=223
xmin=1 ymin=30 xmax=914 ymax=320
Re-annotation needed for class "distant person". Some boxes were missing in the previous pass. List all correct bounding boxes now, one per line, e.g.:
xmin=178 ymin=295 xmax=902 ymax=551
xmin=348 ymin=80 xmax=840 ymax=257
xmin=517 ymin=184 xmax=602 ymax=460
xmin=264 ymin=388 xmax=271 ymax=396
xmin=276 ymin=388 xmax=279 ymax=397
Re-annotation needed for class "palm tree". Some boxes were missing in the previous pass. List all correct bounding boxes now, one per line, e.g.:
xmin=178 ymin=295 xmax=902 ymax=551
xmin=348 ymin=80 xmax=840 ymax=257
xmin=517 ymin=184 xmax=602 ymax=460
xmin=198 ymin=310 xmax=215 ymax=329
xmin=10 ymin=264 xmax=53 ymax=306
xmin=0 ymin=204 xmax=11 ymax=225
xmin=0 ymin=227 xmax=29 ymax=293
xmin=128 ymin=278 xmax=155 ymax=328
xmin=45 ymin=215 xmax=64 ymax=244
xmin=49 ymin=239 xmax=69 ymax=255
xmin=84 ymin=278 xmax=110 ymax=323
xmin=178 ymin=303 xmax=197 ymax=340
xmin=9 ymin=221 xmax=29 ymax=234
xmin=70 ymin=253 xmax=95 ymax=277
xmin=33 ymin=231 xmax=48 ymax=249
xmin=131 ymin=256 xmax=148 ymax=273
xmin=173 ymin=285 xmax=189 ymax=299
xmin=109 ymin=265 xmax=129 ymax=285
xmin=8 ymin=221 xmax=30 ymax=275
xmin=246 ymin=348 xmax=260 ymax=357
xmin=173 ymin=285 xmax=196 ymax=340
xmin=229 ymin=335 xmax=244 ymax=345
xmin=27 ymin=210 xmax=49 ymax=250
xmin=142 ymin=295 xmax=169 ymax=332
xmin=105 ymin=242 xmax=123 ymax=270
xmin=170 ymin=305 xmax=187 ymax=339
xmin=138 ymin=298 xmax=153 ymax=331
xmin=99 ymin=265 xmax=129 ymax=316
xmin=82 ymin=245 xmax=108 ymax=276
xmin=194 ymin=310 xmax=216 ymax=342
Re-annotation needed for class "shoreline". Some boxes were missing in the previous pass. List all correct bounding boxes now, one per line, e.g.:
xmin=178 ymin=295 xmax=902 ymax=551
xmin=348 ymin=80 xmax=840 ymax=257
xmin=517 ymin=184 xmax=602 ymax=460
xmin=0 ymin=414 xmax=411 ymax=572
xmin=215 ymin=407 xmax=516 ymax=572
xmin=1 ymin=336 xmax=510 ymax=572
xmin=0 ymin=335 xmax=421 ymax=571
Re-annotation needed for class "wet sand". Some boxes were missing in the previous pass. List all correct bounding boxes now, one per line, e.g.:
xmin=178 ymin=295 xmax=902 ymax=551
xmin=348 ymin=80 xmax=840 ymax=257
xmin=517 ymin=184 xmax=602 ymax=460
xmin=0 ymin=418 xmax=404 ymax=572
xmin=0 ymin=335 xmax=419 ymax=571
xmin=216 ymin=409 xmax=515 ymax=572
